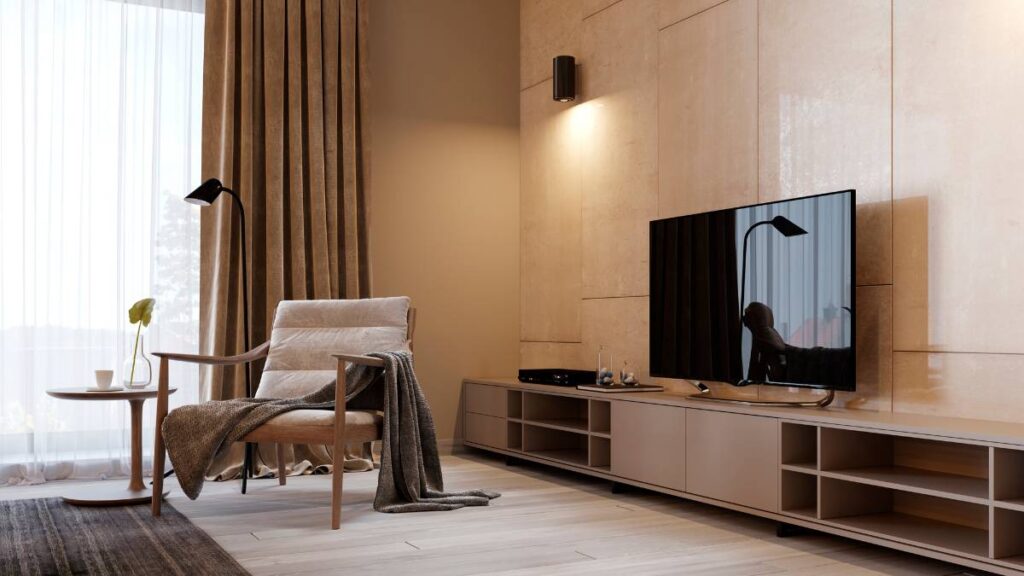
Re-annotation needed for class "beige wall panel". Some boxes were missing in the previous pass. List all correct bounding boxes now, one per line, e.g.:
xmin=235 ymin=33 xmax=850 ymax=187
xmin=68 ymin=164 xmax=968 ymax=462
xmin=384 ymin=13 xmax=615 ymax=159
xmin=520 ymin=342 xmax=586 ymax=370
xmin=521 ymin=80 xmax=583 ymax=343
xmin=893 ymin=352 xmax=1024 ymax=424
xmin=757 ymin=285 xmax=892 ymax=411
xmin=758 ymin=0 xmax=892 ymax=286
xmin=580 ymin=0 xmax=659 ymax=298
xmin=581 ymin=297 xmax=649 ymax=381
xmin=845 ymin=285 xmax=893 ymax=410
xmin=370 ymin=0 xmax=519 ymax=441
xmin=893 ymin=0 xmax=1024 ymax=353
xmin=658 ymin=0 xmax=727 ymax=30
xmin=658 ymin=0 xmax=757 ymax=218
xmin=521 ymin=0 xmax=583 ymax=90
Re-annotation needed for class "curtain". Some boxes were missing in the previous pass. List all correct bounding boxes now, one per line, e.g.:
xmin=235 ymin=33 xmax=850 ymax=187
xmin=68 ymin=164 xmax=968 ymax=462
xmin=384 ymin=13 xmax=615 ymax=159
xmin=650 ymin=213 xmax=743 ymax=382
xmin=0 ymin=0 xmax=205 ymax=484
xmin=199 ymin=0 xmax=371 ymax=479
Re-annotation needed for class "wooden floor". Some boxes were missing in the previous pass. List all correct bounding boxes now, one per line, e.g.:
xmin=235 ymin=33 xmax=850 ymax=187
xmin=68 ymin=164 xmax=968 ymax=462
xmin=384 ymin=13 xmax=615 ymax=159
xmin=0 ymin=451 xmax=992 ymax=575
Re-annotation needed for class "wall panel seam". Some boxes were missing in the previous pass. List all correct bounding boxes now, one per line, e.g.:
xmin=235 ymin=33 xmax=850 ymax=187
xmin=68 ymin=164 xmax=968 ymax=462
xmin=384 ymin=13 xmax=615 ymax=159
xmin=658 ymin=0 xmax=732 ymax=32
xmin=521 ymin=76 xmax=551 ymax=93
xmin=582 ymin=0 xmax=626 ymax=22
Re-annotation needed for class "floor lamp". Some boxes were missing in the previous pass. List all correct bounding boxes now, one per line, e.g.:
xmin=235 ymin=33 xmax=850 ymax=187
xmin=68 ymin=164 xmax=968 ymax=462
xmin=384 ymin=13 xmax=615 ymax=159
xmin=185 ymin=178 xmax=255 ymax=494
xmin=738 ymin=215 xmax=808 ymax=373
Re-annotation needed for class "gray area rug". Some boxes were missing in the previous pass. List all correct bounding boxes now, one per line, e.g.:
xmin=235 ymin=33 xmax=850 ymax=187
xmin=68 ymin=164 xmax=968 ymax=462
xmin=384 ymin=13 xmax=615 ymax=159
xmin=0 ymin=497 xmax=248 ymax=576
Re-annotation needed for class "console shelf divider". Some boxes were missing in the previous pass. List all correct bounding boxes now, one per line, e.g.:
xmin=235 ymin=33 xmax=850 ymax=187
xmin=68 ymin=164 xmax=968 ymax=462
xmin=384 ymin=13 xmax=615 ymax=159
xmin=522 ymin=418 xmax=589 ymax=434
xmin=819 ymin=467 xmax=990 ymax=504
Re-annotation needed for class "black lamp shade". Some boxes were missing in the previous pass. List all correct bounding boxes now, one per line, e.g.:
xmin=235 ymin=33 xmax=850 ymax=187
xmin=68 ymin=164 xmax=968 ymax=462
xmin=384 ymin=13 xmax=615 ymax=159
xmin=553 ymin=55 xmax=576 ymax=102
xmin=770 ymin=215 xmax=808 ymax=237
xmin=185 ymin=178 xmax=225 ymax=206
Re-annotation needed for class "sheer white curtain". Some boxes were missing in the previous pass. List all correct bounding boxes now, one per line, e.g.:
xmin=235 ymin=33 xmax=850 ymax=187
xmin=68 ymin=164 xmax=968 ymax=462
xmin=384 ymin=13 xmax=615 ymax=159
xmin=0 ymin=0 xmax=204 ymax=484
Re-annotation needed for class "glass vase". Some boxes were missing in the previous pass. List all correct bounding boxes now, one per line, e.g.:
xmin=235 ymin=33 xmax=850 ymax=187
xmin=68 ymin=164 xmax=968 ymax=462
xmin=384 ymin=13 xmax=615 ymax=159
xmin=122 ymin=335 xmax=153 ymax=389
xmin=596 ymin=345 xmax=614 ymax=386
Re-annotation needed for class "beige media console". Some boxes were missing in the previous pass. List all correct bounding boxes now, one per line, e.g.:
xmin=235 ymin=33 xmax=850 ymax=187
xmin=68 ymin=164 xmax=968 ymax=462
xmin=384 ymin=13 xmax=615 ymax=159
xmin=463 ymin=377 xmax=1024 ymax=575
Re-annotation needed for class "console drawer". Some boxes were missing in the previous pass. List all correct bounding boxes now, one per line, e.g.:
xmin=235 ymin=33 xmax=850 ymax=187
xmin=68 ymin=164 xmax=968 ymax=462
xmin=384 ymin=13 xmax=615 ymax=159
xmin=686 ymin=409 xmax=779 ymax=512
xmin=465 ymin=383 xmax=507 ymax=417
xmin=465 ymin=413 xmax=507 ymax=449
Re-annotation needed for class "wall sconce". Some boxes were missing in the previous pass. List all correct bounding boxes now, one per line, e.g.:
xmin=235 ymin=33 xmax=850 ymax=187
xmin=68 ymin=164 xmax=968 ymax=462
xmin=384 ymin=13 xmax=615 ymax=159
xmin=553 ymin=55 xmax=576 ymax=102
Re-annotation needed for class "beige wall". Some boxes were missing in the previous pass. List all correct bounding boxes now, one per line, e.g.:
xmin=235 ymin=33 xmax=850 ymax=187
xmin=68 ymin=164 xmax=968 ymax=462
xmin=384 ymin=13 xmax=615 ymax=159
xmin=369 ymin=0 xmax=520 ymax=440
xmin=520 ymin=0 xmax=1024 ymax=421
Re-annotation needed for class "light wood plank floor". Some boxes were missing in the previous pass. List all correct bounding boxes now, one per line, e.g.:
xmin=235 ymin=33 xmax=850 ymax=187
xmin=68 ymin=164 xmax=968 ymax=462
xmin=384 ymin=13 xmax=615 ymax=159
xmin=0 ymin=451 xmax=993 ymax=575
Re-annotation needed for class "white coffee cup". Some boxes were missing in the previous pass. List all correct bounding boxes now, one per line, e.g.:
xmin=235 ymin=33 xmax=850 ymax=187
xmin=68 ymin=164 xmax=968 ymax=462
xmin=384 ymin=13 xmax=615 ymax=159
xmin=94 ymin=369 xmax=114 ymax=390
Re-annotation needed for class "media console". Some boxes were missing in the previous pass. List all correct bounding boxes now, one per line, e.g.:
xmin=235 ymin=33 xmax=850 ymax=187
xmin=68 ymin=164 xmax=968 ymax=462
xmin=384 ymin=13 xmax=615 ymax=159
xmin=463 ymin=377 xmax=1024 ymax=575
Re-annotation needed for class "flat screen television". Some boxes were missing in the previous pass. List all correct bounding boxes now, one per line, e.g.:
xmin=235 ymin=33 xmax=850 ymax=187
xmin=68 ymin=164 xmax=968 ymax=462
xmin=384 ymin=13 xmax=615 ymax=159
xmin=650 ymin=190 xmax=855 ymax=391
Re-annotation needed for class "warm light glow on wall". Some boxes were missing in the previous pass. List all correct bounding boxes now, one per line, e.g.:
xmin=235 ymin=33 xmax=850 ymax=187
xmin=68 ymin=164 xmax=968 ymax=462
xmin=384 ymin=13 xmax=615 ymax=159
xmin=566 ymin=99 xmax=601 ymax=142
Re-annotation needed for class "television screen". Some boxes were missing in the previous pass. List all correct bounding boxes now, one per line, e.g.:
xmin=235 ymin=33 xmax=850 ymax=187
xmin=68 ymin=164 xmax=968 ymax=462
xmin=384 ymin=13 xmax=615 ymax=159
xmin=650 ymin=190 xmax=855 ymax=390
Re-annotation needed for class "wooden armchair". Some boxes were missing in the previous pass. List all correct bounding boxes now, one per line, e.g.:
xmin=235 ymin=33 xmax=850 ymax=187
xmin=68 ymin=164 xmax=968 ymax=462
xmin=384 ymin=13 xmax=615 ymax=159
xmin=151 ymin=297 xmax=415 ymax=529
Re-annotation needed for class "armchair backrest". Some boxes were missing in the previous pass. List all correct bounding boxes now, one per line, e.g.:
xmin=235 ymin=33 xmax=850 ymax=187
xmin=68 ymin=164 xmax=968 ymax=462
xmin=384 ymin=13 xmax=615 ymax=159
xmin=255 ymin=297 xmax=412 ymax=399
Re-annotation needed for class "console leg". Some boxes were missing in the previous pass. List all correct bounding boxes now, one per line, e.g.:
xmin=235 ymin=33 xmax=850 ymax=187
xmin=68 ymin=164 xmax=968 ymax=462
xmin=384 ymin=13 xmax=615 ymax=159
xmin=776 ymin=522 xmax=810 ymax=538
xmin=611 ymin=482 xmax=628 ymax=494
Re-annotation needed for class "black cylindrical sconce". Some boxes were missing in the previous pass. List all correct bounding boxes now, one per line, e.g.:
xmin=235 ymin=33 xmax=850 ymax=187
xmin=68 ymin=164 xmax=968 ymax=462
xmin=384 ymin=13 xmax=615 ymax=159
xmin=553 ymin=55 xmax=576 ymax=102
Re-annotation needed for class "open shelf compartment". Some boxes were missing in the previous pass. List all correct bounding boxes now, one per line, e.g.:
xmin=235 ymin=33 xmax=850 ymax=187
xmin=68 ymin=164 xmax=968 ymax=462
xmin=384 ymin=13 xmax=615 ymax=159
xmin=589 ymin=400 xmax=611 ymax=435
xmin=523 ymin=423 xmax=589 ymax=467
xmin=819 ymin=427 xmax=989 ymax=502
xmin=507 ymin=390 xmax=523 ymax=419
xmin=993 ymin=507 xmax=1024 ymax=568
xmin=523 ymin=392 xmax=589 ymax=432
xmin=819 ymin=477 xmax=989 ymax=559
xmin=781 ymin=422 xmax=818 ymax=471
xmin=781 ymin=469 xmax=817 ymax=520
xmin=589 ymin=436 xmax=610 ymax=470
xmin=994 ymin=448 xmax=1024 ymax=508
xmin=507 ymin=421 xmax=522 ymax=451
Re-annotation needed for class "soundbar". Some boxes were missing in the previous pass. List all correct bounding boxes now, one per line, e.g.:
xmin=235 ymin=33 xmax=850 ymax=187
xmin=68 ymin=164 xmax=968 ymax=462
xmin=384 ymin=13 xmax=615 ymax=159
xmin=518 ymin=368 xmax=596 ymax=387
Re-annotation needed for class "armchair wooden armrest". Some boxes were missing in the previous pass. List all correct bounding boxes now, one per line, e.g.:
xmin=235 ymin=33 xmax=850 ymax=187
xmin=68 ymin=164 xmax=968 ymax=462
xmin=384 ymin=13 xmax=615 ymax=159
xmin=153 ymin=341 xmax=271 ymax=365
xmin=332 ymin=352 xmax=385 ymax=368
xmin=151 ymin=340 xmax=270 ymax=517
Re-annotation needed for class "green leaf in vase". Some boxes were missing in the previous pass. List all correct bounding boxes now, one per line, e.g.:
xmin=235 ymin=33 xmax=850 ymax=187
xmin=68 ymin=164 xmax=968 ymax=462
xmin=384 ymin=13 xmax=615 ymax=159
xmin=128 ymin=298 xmax=156 ymax=327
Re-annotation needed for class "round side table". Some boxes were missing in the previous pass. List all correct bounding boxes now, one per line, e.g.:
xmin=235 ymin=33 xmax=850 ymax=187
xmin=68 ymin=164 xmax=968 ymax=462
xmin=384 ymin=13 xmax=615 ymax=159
xmin=46 ymin=386 xmax=177 ymax=506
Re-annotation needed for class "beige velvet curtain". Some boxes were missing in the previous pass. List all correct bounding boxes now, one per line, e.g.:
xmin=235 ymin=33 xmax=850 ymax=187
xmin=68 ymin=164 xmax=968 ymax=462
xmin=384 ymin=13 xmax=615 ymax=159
xmin=198 ymin=0 xmax=371 ymax=478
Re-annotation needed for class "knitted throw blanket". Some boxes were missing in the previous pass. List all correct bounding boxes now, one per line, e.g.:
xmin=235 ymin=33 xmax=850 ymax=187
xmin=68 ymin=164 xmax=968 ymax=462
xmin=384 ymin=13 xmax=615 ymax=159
xmin=161 ymin=351 xmax=500 ymax=512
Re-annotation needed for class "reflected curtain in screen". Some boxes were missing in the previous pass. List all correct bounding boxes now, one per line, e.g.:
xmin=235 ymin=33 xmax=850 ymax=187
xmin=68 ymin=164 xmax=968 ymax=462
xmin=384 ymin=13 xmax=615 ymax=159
xmin=650 ymin=213 xmax=743 ymax=382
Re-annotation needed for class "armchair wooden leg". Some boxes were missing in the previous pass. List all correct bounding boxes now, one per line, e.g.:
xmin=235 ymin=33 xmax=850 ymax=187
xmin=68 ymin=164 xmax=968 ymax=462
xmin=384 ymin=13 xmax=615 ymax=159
xmin=332 ymin=359 xmax=347 ymax=530
xmin=331 ymin=462 xmax=343 ymax=530
xmin=277 ymin=443 xmax=287 ymax=486
xmin=152 ymin=358 xmax=170 ymax=517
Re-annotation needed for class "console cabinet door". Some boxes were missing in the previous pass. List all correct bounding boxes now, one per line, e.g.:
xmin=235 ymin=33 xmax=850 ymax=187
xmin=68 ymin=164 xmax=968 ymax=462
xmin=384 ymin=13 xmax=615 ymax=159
xmin=465 ymin=413 xmax=507 ymax=449
xmin=686 ymin=409 xmax=779 ymax=512
xmin=465 ymin=383 xmax=507 ymax=418
xmin=611 ymin=402 xmax=686 ymax=492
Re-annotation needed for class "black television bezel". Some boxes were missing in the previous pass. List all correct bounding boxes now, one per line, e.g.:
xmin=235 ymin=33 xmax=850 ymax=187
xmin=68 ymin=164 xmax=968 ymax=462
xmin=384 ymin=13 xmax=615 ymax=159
xmin=649 ymin=189 xmax=856 ymax=391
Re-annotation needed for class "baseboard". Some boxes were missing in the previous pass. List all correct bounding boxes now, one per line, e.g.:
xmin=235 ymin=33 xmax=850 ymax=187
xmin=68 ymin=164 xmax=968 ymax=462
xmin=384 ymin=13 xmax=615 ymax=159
xmin=437 ymin=438 xmax=466 ymax=455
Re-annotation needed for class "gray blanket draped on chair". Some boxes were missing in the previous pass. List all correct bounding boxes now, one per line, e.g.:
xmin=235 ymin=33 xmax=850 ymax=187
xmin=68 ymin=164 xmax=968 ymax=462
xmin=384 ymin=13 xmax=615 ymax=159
xmin=161 ymin=351 xmax=499 ymax=512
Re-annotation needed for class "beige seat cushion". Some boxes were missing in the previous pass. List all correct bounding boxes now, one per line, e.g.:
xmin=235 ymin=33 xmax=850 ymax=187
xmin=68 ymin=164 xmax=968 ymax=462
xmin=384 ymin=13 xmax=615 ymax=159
xmin=256 ymin=297 xmax=411 ymax=399
xmin=244 ymin=409 xmax=382 ymax=445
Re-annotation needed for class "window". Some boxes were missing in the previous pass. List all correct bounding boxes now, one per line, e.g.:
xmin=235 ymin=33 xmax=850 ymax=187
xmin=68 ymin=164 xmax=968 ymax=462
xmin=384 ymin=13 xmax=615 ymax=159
xmin=0 ymin=0 xmax=204 ymax=483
